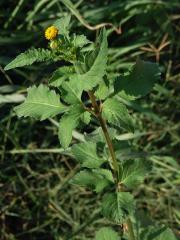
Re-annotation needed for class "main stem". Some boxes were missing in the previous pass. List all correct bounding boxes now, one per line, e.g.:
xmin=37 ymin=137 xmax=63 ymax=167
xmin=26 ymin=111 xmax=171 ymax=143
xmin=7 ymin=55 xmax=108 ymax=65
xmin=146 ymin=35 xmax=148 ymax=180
xmin=88 ymin=91 xmax=119 ymax=182
xmin=88 ymin=90 xmax=135 ymax=240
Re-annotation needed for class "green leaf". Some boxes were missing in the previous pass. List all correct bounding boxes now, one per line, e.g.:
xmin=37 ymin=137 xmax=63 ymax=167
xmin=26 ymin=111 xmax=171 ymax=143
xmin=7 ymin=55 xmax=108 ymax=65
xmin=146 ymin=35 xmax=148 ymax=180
xmin=5 ymin=48 xmax=52 ymax=70
xmin=95 ymin=76 xmax=109 ymax=100
xmin=71 ymin=169 xmax=112 ymax=193
xmin=114 ymin=58 xmax=161 ymax=98
xmin=61 ymin=80 xmax=82 ymax=104
xmin=81 ymin=111 xmax=91 ymax=125
xmin=58 ymin=104 xmax=84 ymax=149
xmin=71 ymin=28 xmax=108 ymax=91
xmin=54 ymin=15 xmax=71 ymax=37
xmin=49 ymin=66 xmax=74 ymax=87
xmin=102 ymin=97 xmax=134 ymax=132
xmin=95 ymin=227 xmax=119 ymax=240
xmin=102 ymin=192 xmax=135 ymax=223
xmin=141 ymin=226 xmax=177 ymax=240
xmin=118 ymin=90 xmax=137 ymax=101
xmin=152 ymin=228 xmax=177 ymax=240
xmin=14 ymin=85 xmax=65 ymax=120
xmin=72 ymin=142 xmax=105 ymax=168
xmin=72 ymin=34 xmax=91 ymax=48
xmin=93 ymin=169 xmax=114 ymax=183
xmin=120 ymin=159 xmax=152 ymax=188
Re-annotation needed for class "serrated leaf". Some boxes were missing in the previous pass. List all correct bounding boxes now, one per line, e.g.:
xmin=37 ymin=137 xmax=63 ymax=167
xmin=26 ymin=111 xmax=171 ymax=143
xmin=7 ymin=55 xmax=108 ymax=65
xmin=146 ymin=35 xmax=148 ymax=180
xmin=72 ymin=142 xmax=105 ymax=168
xmin=95 ymin=227 xmax=119 ymax=240
xmin=54 ymin=15 xmax=71 ymax=36
xmin=95 ymin=76 xmax=109 ymax=100
xmin=120 ymin=159 xmax=152 ymax=188
xmin=102 ymin=192 xmax=135 ymax=223
xmin=58 ymin=115 xmax=78 ymax=149
xmin=61 ymin=80 xmax=82 ymax=104
xmin=49 ymin=66 xmax=74 ymax=87
xmin=114 ymin=59 xmax=161 ymax=98
xmin=93 ymin=169 xmax=114 ymax=183
xmin=58 ymin=104 xmax=84 ymax=149
xmin=14 ymin=85 xmax=65 ymax=120
xmin=102 ymin=97 xmax=134 ymax=132
xmin=71 ymin=169 xmax=112 ymax=193
xmin=5 ymin=48 xmax=52 ymax=70
xmin=85 ymin=47 xmax=99 ymax=70
xmin=72 ymin=34 xmax=91 ymax=48
xmin=70 ymin=28 xmax=108 ymax=91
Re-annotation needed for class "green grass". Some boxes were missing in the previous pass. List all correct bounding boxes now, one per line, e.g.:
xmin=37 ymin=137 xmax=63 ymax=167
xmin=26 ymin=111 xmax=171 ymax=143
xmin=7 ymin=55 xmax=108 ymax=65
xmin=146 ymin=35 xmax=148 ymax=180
xmin=0 ymin=0 xmax=179 ymax=239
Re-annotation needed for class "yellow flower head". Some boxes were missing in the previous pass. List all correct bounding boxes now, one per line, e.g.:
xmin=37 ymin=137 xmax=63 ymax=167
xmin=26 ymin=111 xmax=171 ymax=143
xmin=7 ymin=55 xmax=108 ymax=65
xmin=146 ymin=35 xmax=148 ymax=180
xmin=45 ymin=26 xmax=58 ymax=40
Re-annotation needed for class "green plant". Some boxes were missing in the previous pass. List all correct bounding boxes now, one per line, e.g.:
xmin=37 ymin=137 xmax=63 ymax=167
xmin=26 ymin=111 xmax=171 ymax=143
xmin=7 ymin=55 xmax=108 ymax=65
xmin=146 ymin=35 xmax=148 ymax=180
xmin=4 ymin=15 xmax=177 ymax=240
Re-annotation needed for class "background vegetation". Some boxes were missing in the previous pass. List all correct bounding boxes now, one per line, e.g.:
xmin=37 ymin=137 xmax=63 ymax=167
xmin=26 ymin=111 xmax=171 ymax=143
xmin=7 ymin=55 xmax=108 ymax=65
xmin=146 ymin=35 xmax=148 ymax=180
xmin=0 ymin=0 xmax=179 ymax=239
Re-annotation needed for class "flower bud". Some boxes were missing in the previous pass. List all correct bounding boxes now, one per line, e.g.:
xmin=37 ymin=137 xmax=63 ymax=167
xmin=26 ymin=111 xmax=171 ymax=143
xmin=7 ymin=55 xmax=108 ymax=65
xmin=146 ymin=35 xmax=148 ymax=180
xmin=50 ymin=40 xmax=58 ymax=49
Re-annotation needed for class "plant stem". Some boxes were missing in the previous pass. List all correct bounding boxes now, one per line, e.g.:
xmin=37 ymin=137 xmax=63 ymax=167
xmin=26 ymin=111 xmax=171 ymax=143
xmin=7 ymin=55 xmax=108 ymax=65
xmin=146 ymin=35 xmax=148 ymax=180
xmin=126 ymin=218 xmax=136 ymax=240
xmin=87 ymin=91 xmax=119 ymax=182
xmin=88 ymin=90 xmax=136 ymax=240
xmin=98 ymin=115 xmax=119 ymax=181
xmin=88 ymin=90 xmax=99 ymax=114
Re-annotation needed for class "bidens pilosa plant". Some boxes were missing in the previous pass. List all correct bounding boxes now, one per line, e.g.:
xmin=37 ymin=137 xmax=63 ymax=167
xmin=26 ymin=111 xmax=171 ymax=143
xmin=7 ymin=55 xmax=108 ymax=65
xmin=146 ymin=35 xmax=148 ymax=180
xmin=5 ymin=16 xmax=177 ymax=240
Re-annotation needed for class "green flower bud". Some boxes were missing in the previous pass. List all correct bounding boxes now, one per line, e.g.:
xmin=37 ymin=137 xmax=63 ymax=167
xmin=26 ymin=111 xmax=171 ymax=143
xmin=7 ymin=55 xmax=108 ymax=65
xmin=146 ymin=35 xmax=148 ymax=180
xmin=50 ymin=40 xmax=58 ymax=49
